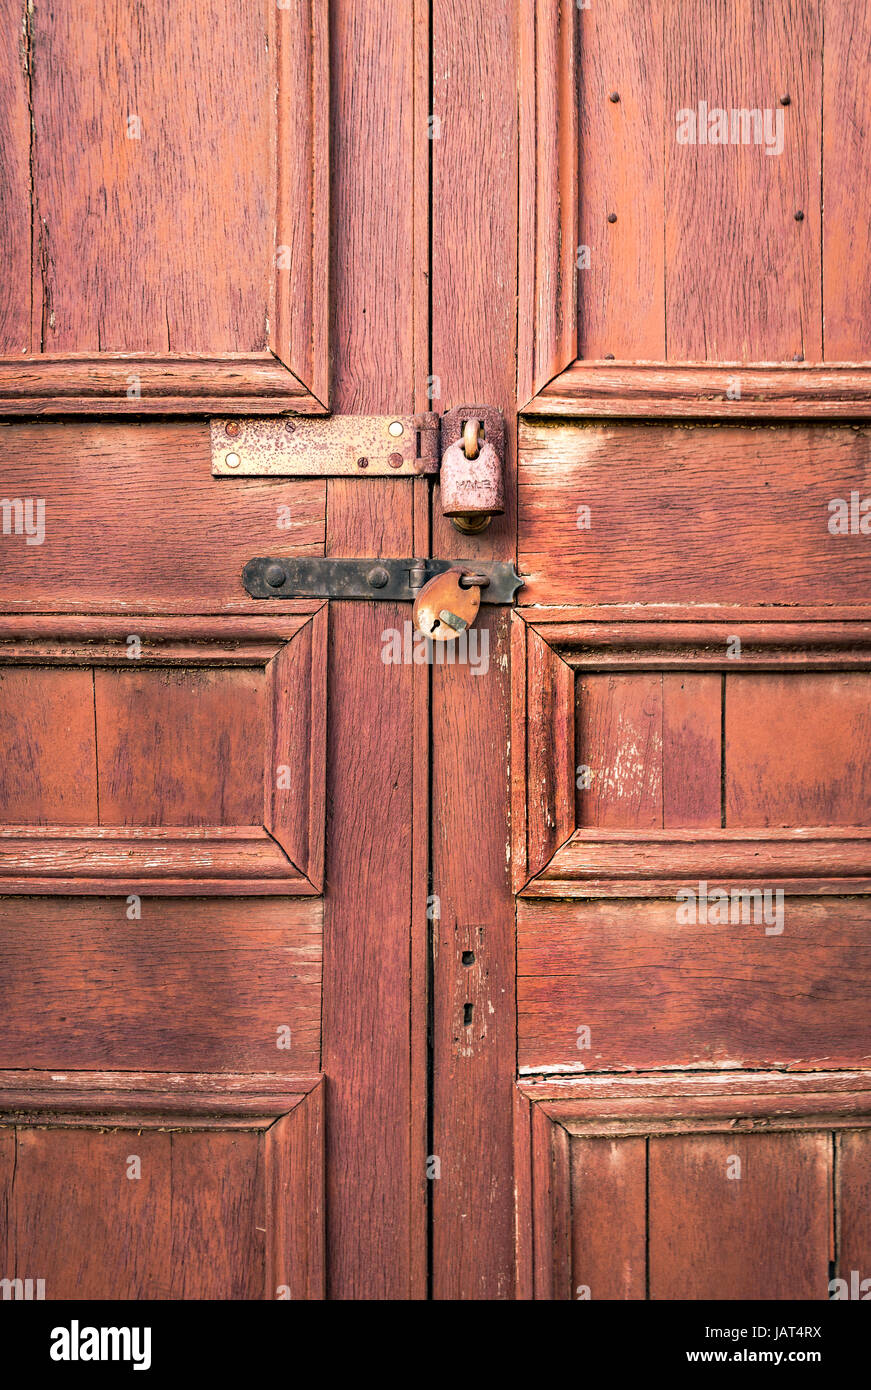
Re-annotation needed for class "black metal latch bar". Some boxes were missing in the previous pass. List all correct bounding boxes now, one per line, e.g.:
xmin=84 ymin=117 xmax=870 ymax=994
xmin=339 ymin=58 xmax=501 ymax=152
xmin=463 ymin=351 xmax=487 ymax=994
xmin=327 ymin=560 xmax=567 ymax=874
xmin=242 ymin=557 xmax=525 ymax=605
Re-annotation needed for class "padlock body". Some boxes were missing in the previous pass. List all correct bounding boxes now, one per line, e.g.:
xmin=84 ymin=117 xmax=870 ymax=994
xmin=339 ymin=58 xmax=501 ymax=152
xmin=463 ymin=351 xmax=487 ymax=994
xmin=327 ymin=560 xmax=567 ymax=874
xmin=411 ymin=569 xmax=481 ymax=642
xmin=440 ymin=439 xmax=505 ymax=518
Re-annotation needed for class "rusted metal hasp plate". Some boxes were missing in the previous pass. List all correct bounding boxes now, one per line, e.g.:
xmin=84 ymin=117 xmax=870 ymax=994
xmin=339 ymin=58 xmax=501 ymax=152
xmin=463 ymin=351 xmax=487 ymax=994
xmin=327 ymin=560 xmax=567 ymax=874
xmin=211 ymin=414 xmax=440 ymax=476
xmin=242 ymin=557 xmax=525 ymax=604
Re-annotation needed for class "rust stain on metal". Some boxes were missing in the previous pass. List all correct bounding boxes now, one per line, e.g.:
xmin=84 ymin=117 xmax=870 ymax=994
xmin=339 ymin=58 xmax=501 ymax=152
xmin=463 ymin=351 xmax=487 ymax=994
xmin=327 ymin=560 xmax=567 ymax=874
xmin=210 ymin=413 xmax=440 ymax=477
xmin=440 ymin=404 xmax=506 ymax=518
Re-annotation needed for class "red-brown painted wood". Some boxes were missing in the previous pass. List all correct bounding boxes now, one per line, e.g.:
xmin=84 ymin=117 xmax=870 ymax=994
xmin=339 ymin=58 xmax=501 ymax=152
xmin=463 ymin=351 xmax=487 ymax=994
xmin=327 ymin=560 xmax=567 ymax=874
xmin=570 ymin=1137 xmax=647 ymax=1300
xmin=518 ymin=896 xmax=871 ymax=1073
xmin=649 ymin=1131 xmax=832 ymax=1300
xmin=519 ymin=420 xmax=871 ymax=606
xmin=430 ymin=0 xmax=518 ymax=1301
xmin=0 ymin=896 xmax=322 ymax=1072
xmin=823 ymin=0 xmax=871 ymax=361
xmin=0 ymin=423 xmax=325 ymax=614
xmin=837 ymin=1130 xmax=871 ymax=1289
xmin=725 ymin=673 xmax=871 ymax=826
xmin=577 ymin=0 xmax=664 ymax=360
xmin=319 ymin=0 xmax=428 ymax=1300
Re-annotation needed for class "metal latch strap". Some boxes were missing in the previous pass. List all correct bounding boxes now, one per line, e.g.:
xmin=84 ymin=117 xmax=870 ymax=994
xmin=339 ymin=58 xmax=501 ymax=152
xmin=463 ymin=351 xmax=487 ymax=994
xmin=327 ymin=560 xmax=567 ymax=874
xmin=242 ymin=558 xmax=524 ymax=604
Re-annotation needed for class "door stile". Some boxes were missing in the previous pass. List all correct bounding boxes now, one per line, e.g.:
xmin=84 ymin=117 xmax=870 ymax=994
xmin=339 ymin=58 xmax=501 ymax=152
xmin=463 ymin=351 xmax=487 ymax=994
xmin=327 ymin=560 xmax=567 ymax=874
xmin=430 ymin=0 xmax=519 ymax=1299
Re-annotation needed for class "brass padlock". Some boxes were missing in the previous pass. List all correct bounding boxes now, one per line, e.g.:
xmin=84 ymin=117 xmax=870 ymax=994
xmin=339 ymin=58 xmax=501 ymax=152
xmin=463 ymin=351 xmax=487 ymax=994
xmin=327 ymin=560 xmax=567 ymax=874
xmin=411 ymin=568 xmax=482 ymax=641
xmin=440 ymin=406 xmax=505 ymax=533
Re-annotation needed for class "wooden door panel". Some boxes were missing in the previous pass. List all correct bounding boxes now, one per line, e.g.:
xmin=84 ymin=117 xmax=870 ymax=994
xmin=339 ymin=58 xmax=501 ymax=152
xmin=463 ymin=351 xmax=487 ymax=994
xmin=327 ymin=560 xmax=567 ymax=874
xmin=574 ymin=670 xmax=871 ymax=830
xmin=520 ymin=0 xmax=871 ymax=392
xmin=519 ymin=421 xmax=871 ymax=607
xmin=649 ymin=1131 xmax=831 ymax=1300
xmin=518 ymin=897 xmax=871 ymax=1073
xmin=0 ymin=0 xmax=328 ymax=412
xmin=0 ymin=667 xmax=99 ymax=822
xmin=0 ymin=896 xmax=321 ymax=1072
xmin=0 ymin=422 xmax=326 ymax=615
xmin=0 ymin=612 xmax=326 ymax=892
xmin=516 ymin=1078 xmax=871 ymax=1299
xmin=725 ymin=674 xmax=871 ymax=824
xmin=0 ymin=1081 xmax=324 ymax=1300
xmin=837 ymin=1131 xmax=871 ymax=1290
xmin=514 ymin=0 xmax=871 ymax=1297
xmin=570 ymin=1136 xmax=647 ymax=1301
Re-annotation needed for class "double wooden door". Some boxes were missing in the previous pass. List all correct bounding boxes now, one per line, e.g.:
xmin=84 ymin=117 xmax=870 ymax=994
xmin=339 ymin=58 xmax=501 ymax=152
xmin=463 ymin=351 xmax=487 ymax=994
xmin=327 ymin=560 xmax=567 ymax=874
xmin=1 ymin=0 xmax=870 ymax=1301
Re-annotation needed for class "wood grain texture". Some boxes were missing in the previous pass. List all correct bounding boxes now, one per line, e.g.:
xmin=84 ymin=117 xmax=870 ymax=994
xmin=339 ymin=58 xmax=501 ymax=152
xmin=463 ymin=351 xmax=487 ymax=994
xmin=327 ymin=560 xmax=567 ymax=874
xmin=0 ymin=613 xmax=326 ymax=892
xmin=649 ymin=1131 xmax=832 ymax=1299
xmin=822 ymin=0 xmax=871 ymax=360
xmin=319 ymin=0 xmax=428 ymax=1300
xmin=265 ymin=1082 xmax=325 ymax=1300
xmin=524 ymin=623 xmax=575 ymax=881
xmin=662 ymin=674 xmax=722 ymax=827
xmin=0 ymin=423 xmax=325 ymax=614
xmin=528 ymin=827 xmax=871 ymax=897
xmin=837 ymin=1130 xmax=871 ymax=1286
xmin=725 ymin=673 xmax=871 ymax=826
xmin=665 ymin=0 xmax=821 ymax=362
xmin=266 ymin=605 xmax=328 ymax=889
xmin=576 ymin=0 xmax=664 ymax=360
xmin=518 ymin=0 xmax=577 ymax=404
xmin=528 ymin=617 xmax=871 ymax=670
xmin=0 ymin=668 xmax=98 ymax=823
xmin=430 ymin=0 xmax=518 ymax=1299
xmin=8 ymin=1128 xmax=174 ymax=1299
xmin=2 ymin=0 xmax=329 ymax=410
xmin=570 ymin=1136 xmax=647 ymax=1300
xmin=522 ymin=1068 xmax=871 ymax=1126
xmin=0 ymin=826 xmax=314 ymax=895
xmin=518 ymin=895 xmax=871 ymax=1072
xmin=0 ymin=0 xmax=30 ymax=353
xmin=94 ymin=667 xmax=266 ymax=826
xmin=528 ymin=363 xmax=871 ymax=417
xmin=576 ymin=673 xmax=663 ymax=829
xmin=0 ymin=1070 xmax=319 ymax=1124
xmin=519 ymin=420 xmax=871 ymax=606
xmin=531 ymin=1104 xmax=572 ymax=1301
xmin=0 ymin=355 xmax=325 ymax=415
xmin=28 ymin=0 xmax=268 ymax=353
xmin=0 ymin=896 xmax=322 ymax=1072
xmin=270 ymin=0 xmax=330 ymax=405
xmin=170 ymin=1130 xmax=265 ymax=1300
xmin=1 ymin=1084 xmax=325 ymax=1299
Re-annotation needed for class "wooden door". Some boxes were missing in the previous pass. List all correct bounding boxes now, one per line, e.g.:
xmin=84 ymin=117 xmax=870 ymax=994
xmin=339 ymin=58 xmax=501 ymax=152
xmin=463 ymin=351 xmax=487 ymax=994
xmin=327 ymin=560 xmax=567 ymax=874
xmin=506 ymin=0 xmax=871 ymax=1301
xmin=0 ymin=0 xmax=431 ymax=1302
xmin=2 ymin=0 xmax=871 ymax=1306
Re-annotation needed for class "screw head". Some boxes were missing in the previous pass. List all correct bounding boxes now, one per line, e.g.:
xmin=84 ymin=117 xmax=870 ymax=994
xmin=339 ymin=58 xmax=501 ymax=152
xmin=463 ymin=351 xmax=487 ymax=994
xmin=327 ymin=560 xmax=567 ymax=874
xmin=264 ymin=564 xmax=286 ymax=588
xmin=284 ymin=420 xmax=296 ymax=433
xmin=388 ymin=451 xmax=403 ymax=469
xmin=225 ymin=420 xmax=241 ymax=437
xmin=357 ymin=456 xmax=369 ymax=469
xmin=367 ymin=565 xmax=390 ymax=589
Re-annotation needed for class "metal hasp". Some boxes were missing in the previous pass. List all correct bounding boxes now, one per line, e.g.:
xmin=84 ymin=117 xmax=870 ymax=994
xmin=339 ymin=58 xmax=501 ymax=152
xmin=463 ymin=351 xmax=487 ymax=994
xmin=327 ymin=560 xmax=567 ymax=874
xmin=242 ymin=557 xmax=525 ymax=605
xmin=212 ymin=414 xmax=441 ymax=477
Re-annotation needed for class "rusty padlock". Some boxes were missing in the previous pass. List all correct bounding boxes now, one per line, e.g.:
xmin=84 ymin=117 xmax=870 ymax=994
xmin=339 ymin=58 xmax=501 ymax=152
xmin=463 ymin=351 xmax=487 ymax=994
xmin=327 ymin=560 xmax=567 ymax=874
xmin=411 ymin=568 xmax=483 ymax=641
xmin=440 ymin=405 xmax=505 ymax=533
